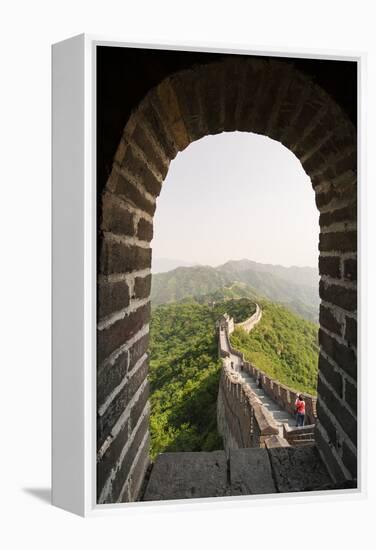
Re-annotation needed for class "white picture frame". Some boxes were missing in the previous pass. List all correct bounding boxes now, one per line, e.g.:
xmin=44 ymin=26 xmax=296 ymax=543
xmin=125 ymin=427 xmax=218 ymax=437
xmin=52 ymin=34 xmax=365 ymax=517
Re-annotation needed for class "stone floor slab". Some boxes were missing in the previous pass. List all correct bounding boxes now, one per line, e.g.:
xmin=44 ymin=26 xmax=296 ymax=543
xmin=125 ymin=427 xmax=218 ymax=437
xmin=267 ymin=445 xmax=332 ymax=493
xmin=230 ymin=448 xmax=277 ymax=495
xmin=143 ymin=451 xmax=228 ymax=501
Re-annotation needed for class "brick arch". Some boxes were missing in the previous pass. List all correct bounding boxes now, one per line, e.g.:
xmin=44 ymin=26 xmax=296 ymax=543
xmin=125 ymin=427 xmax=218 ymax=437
xmin=97 ymin=57 xmax=357 ymax=503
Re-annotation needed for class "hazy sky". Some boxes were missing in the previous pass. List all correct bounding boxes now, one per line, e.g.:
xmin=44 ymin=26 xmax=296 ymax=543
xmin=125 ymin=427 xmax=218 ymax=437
xmin=152 ymin=132 xmax=319 ymax=268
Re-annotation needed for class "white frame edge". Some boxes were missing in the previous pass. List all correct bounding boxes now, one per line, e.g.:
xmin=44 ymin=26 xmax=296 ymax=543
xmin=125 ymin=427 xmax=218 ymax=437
xmin=52 ymin=33 xmax=366 ymax=517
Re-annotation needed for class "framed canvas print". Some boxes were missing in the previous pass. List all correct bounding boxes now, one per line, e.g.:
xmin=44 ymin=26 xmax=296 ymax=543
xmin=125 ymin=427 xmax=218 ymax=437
xmin=52 ymin=35 xmax=363 ymax=516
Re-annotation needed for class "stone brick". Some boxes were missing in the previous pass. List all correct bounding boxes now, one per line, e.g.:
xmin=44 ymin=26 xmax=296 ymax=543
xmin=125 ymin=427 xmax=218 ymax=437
xmin=155 ymin=80 xmax=190 ymax=151
xmin=129 ymin=333 xmax=150 ymax=370
xmin=170 ymin=70 xmax=204 ymax=142
xmin=130 ymin=380 xmax=150 ymax=433
xmin=97 ymin=303 xmax=151 ymax=363
xmin=319 ymin=305 xmax=342 ymax=337
xmin=112 ymin=170 xmax=156 ymax=216
xmin=315 ymin=189 xmax=340 ymax=211
xmin=110 ymin=414 xmax=150 ymax=502
xmin=317 ymin=399 xmax=338 ymax=446
xmin=319 ymin=202 xmax=357 ymax=226
xmin=97 ymin=417 xmax=129 ymax=499
xmin=319 ymin=231 xmax=357 ymax=253
xmin=318 ymin=378 xmax=357 ymax=446
xmin=318 ymin=354 xmax=343 ymax=398
xmin=267 ymin=446 xmax=332 ymax=492
xmin=319 ymin=280 xmax=357 ymax=312
xmin=101 ymin=195 xmax=135 ymax=236
xmin=143 ymin=451 xmax=228 ymax=501
xmin=314 ymin=424 xmax=348 ymax=484
xmin=97 ymin=358 xmax=148 ymax=448
xmin=319 ymin=329 xmax=357 ymax=379
xmin=98 ymin=280 xmax=130 ymax=320
xmin=133 ymin=275 xmax=152 ymax=300
xmin=131 ymin=124 xmax=168 ymax=179
xmin=344 ymin=379 xmax=357 ymax=415
xmin=319 ymin=256 xmax=340 ymax=278
xmin=345 ymin=316 xmax=357 ymax=347
xmin=341 ymin=440 xmax=357 ymax=479
xmin=230 ymin=448 xmax=276 ymax=495
xmin=137 ymin=218 xmax=153 ymax=242
xmin=128 ymin=434 xmax=151 ymax=501
xmin=99 ymin=238 xmax=151 ymax=275
xmin=121 ymin=146 xmax=162 ymax=197
xmin=344 ymin=258 xmax=357 ymax=281
xmin=97 ymin=349 xmax=128 ymax=408
xmin=141 ymin=101 xmax=178 ymax=160
xmin=199 ymin=64 xmax=227 ymax=135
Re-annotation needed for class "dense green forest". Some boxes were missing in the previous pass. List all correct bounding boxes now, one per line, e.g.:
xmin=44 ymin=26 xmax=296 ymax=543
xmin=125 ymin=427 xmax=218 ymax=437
xmin=151 ymin=261 xmax=319 ymax=322
xmin=149 ymin=300 xmax=223 ymax=459
xmin=230 ymin=300 xmax=319 ymax=395
xmin=148 ymin=296 xmax=258 ymax=459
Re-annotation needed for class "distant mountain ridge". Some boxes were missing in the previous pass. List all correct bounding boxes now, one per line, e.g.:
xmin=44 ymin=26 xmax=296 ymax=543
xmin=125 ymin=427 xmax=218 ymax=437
xmin=151 ymin=259 xmax=319 ymax=322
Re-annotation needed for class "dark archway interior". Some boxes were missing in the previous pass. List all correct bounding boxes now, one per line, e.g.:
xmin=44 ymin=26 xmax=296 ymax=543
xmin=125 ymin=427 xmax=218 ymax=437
xmin=97 ymin=46 xmax=357 ymax=198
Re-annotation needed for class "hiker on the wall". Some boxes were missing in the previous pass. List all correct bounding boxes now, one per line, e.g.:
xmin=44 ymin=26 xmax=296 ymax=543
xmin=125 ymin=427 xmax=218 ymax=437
xmin=295 ymin=394 xmax=306 ymax=427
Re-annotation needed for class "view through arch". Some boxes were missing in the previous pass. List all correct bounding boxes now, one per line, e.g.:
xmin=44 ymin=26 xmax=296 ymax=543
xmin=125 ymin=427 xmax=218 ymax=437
xmin=96 ymin=50 xmax=357 ymax=504
xmin=149 ymin=132 xmax=320 ymax=458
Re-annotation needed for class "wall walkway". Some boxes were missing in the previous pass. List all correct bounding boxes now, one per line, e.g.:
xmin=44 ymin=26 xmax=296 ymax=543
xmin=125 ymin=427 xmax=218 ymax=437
xmin=217 ymin=307 xmax=317 ymax=452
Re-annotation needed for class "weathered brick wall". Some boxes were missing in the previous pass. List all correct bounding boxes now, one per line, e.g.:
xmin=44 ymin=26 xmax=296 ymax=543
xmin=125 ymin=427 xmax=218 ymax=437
xmin=97 ymin=56 xmax=357 ymax=502
xmin=242 ymin=362 xmax=317 ymax=426
xmin=217 ymin=364 xmax=280 ymax=452
xmin=234 ymin=303 xmax=262 ymax=333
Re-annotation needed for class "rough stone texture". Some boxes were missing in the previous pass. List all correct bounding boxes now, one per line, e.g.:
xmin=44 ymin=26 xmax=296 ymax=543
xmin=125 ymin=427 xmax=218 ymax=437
xmin=264 ymin=435 xmax=290 ymax=448
xmin=345 ymin=316 xmax=357 ymax=347
xmin=319 ymin=280 xmax=357 ymax=312
xmin=99 ymin=238 xmax=152 ymax=275
xmin=101 ymin=193 xmax=135 ymax=236
xmin=141 ymin=445 xmax=343 ymax=501
xmin=143 ymin=451 xmax=228 ymax=501
xmin=97 ymin=358 xmax=148 ymax=448
xmin=133 ymin=274 xmax=152 ymax=300
xmin=344 ymin=379 xmax=357 ymax=415
xmin=97 ymin=349 xmax=129 ymax=408
xmin=319 ymin=355 xmax=343 ymax=399
xmin=319 ymin=231 xmax=357 ymax=253
xmin=319 ymin=202 xmax=357 ymax=226
xmin=319 ymin=256 xmax=340 ymax=278
xmin=121 ymin=145 xmax=163 ymax=197
xmin=97 ymin=303 xmax=150 ymax=363
xmin=320 ymin=305 xmax=342 ymax=337
xmin=319 ymin=330 xmax=357 ymax=379
xmin=230 ymin=448 xmax=277 ymax=495
xmin=267 ymin=446 xmax=332 ymax=492
xmin=344 ymin=258 xmax=357 ymax=281
xmin=98 ymin=279 xmax=130 ymax=320
xmin=110 ymin=169 xmax=156 ymax=217
xmin=318 ymin=378 xmax=357 ymax=446
xmin=137 ymin=218 xmax=153 ymax=242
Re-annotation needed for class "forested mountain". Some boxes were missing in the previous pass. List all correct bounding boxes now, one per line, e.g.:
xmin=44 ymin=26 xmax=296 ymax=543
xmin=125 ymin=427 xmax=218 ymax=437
xmin=148 ymin=294 xmax=319 ymax=458
xmin=151 ymin=260 xmax=319 ymax=322
xmin=230 ymin=299 xmax=319 ymax=395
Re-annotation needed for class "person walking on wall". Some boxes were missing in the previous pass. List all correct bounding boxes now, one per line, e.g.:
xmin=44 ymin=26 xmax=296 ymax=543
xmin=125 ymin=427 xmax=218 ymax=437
xmin=295 ymin=394 xmax=306 ymax=427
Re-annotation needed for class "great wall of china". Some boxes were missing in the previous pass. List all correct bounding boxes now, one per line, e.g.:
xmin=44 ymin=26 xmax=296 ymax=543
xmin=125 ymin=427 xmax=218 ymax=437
xmin=217 ymin=307 xmax=317 ymax=452
xmin=141 ymin=306 xmax=340 ymax=500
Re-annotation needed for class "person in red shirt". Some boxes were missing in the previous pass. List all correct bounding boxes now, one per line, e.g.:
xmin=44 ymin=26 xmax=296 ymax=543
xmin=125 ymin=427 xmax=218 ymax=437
xmin=295 ymin=394 xmax=306 ymax=427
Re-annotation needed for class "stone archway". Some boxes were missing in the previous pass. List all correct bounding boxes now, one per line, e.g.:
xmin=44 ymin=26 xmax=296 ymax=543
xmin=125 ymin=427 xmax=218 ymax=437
xmin=96 ymin=56 xmax=357 ymax=503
